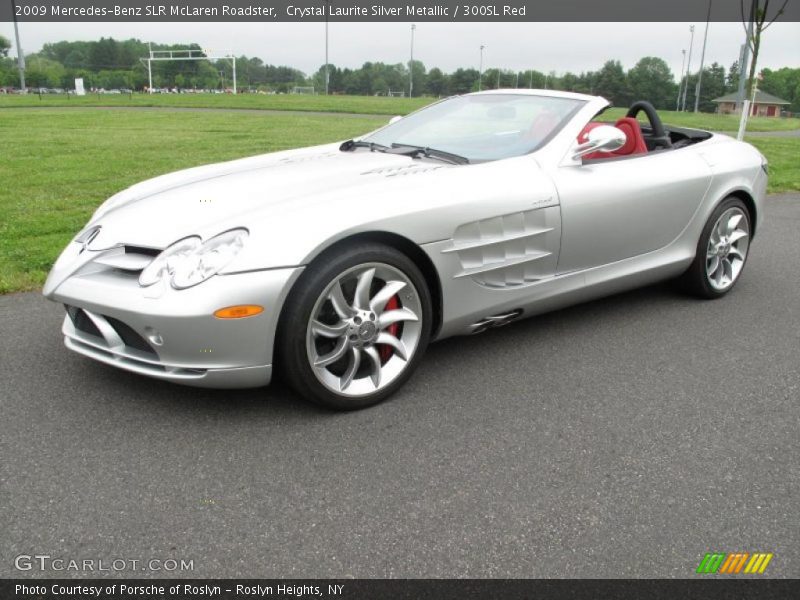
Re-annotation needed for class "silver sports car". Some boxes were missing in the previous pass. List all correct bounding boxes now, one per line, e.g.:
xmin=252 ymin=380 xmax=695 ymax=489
xmin=44 ymin=90 xmax=767 ymax=410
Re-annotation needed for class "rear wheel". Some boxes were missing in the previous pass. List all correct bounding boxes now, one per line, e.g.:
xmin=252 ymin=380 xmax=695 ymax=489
xmin=679 ymin=197 xmax=751 ymax=298
xmin=278 ymin=243 xmax=432 ymax=410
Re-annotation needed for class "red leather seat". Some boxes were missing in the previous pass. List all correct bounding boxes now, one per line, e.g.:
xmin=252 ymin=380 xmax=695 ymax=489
xmin=577 ymin=121 xmax=605 ymax=144
xmin=577 ymin=118 xmax=648 ymax=160
xmin=611 ymin=117 xmax=648 ymax=156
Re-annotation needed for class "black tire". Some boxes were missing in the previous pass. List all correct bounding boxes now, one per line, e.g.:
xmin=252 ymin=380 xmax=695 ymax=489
xmin=678 ymin=196 xmax=751 ymax=299
xmin=277 ymin=242 xmax=433 ymax=411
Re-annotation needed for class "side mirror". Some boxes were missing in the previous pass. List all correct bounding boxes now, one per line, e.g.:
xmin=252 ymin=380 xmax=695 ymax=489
xmin=573 ymin=125 xmax=626 ymax=160
xmin=389 ymin=115 xmax=402 ymax=125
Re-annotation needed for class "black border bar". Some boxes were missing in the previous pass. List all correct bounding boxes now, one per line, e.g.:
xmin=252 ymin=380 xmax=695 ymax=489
xmin=2 ymin=0 xmax=800 ymax=22
xmin=2 ymin=579 xmax=800 ymax=600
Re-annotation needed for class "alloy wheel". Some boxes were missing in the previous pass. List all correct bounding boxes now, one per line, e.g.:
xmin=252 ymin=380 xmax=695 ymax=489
xmin=705 ymin=207 xmax=750 ymax=291
xmin=306 ymin=263 xmax=423 ymax=397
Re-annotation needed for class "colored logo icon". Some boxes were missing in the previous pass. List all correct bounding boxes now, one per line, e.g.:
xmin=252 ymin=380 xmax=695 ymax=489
xmin=696 ymin=552 xmax=774 ymax=574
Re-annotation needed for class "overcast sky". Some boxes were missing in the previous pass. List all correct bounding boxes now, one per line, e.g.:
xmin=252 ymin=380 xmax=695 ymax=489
xmin=2 ymin=21 xmax=798 ymax=78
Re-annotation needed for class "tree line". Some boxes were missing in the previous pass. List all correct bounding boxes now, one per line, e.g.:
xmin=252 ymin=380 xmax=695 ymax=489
xmin=1 ymin=36 xmax=798 ymax=112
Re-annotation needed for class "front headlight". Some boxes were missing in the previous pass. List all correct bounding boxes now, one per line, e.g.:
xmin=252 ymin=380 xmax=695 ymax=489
xmin=139 ymin=236 xmax=202 ymax=287
xmin=170 ymin=228 xmax=249 ymax=290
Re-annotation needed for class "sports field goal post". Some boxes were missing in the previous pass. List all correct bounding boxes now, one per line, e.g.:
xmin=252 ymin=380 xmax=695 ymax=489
xmin=140 ymin=47 xmax=237 ymax=94
xmin=291 ymin=86 xmax=316 ymax=94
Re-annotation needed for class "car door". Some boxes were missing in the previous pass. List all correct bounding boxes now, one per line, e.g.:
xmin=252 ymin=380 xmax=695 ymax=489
xmin=551 ymin=149 xmax=712 ymax=274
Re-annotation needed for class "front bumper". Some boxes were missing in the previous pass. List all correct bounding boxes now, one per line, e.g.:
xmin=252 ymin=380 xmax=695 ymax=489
xmin=46 ymin=256 xmax=303 ymax=389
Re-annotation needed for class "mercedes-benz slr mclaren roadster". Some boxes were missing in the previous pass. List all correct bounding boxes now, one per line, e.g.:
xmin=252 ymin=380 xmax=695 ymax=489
xmin=44 ymin=90 xmax=767 ymax=410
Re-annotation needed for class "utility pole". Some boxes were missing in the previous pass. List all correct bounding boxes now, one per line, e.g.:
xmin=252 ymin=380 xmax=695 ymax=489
xmin=478 ymin=45 xmax=485 ymax=91
xmin=147 ymin=42 xmax=153 ymax=93
xmin=681 ymin=25 xmax=695 ymax=111
xmin=11 ymin=0 xmax=26 ymax=92
xmin=676 ymin=49 xmax=686 ymax=111
xmin=694 ymin=0 xmax=713 ymax=113
xmin=736 ymin=0 xmax=756 ymax=111
xmin=408 ymin=24 xmax=416 ymax=98
xmin=324 ymin=0 xmax=330 ymax=95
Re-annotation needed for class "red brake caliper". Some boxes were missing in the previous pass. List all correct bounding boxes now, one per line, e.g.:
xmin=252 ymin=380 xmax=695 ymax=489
xmin=379 ymin=295 xmax=400 ymax=363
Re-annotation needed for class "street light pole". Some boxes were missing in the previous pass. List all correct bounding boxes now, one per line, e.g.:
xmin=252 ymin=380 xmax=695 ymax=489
xmin=408 ymin=24 xmax=416 ymax=98
xmin=478 ymin=45 xmax=485 ymax=91
xmin=693 ymin=0 xmax=713 ymax=113
xmin=681 ymin=25 xmax=695 ymax=111
xmin=11 ymin=0 xmax=26 ymax=92
xmin=676 ymin=49 xmax=686 ymax=111
xmin=324 ymin=0 xmax=329 ymax=95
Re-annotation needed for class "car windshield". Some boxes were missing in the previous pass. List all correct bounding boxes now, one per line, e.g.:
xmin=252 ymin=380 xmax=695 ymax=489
xmin=362 ymin=94 xmax=585 ymax=162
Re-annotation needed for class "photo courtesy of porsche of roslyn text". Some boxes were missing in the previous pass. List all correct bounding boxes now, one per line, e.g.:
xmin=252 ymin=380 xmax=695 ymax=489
xmin=1 ymin=0 xmax=799 ymax=596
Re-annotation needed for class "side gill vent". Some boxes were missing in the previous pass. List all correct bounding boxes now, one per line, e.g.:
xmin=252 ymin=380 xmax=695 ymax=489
xmin=444 ymin=207 xmax=560 ymax=289
xmin=470 ymin=309 xmax=523 ymax=335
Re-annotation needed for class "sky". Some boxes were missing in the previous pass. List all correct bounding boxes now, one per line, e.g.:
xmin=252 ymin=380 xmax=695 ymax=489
xmin=2 ymin=21 xmax=799 ymax=78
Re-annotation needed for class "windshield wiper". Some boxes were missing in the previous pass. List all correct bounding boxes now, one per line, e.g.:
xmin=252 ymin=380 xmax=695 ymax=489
xmin=340 ymin=139 xmax=390 ymax=152
xmin=388 ymin=143 xmax=470 ymax=165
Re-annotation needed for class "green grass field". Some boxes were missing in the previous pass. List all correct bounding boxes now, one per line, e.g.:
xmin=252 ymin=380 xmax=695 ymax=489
xmin=2 ymin=92 xmax=799 ymax=132
xmin=748 ymin=137 xmax=800 ymax=194
xmin=1 ymin=105 xmax=797 ymax=294
xmin=0 ymin=92 xmax=432 ymax=116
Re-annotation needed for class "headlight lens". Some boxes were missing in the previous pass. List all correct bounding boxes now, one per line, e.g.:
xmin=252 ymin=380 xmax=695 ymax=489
xmin=138 ymin=236 xmax=202 ymax=287
xmin=170 ymin=228 xmax=249 ymax=290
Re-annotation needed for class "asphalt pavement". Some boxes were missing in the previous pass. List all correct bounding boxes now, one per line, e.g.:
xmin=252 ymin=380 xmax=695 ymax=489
xmin=1 ymin=194 xmax=798 ymax=579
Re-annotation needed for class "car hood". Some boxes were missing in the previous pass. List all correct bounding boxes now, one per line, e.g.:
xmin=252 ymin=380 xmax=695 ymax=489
xmin=87 ymin=143 xmax=454 ymax=250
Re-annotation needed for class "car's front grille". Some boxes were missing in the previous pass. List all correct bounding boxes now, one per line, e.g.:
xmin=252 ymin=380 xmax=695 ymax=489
xmin=65 ymin=305 xmax=158 ymax=357
xmin=91 ymin=245 xmax=159 ymax=275
xmin=125 ymin=245 xmax=160 ymax=257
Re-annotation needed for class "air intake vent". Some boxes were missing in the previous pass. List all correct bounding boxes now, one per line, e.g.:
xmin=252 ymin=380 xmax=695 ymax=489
xmin=66 ymin=305 xmax=102 ymax=338
xmin=361 ymin=164 xmax=445 ymax=177
xmin=470 ymin=309 xmax=523 ymax=334
xmin=125 ymin=245 xmax=160 ymax=257
xmin=93 ymin=245 xmax=159 ymax=272
xmin=105 ymin=316 xmax=158 ymax=356
xmin=64 ymin=305 xmax=158 ymax=357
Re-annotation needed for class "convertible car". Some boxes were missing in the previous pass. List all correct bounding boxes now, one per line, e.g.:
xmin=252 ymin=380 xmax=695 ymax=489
xmin=43 ymin=90 xmax=767 ymax=410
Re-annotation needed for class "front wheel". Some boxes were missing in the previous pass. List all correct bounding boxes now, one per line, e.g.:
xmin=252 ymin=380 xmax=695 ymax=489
xmin=278 ymin=243 xmax=432 ymax=410
xmin=679 ymin=197 xmax=751 ymax=299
